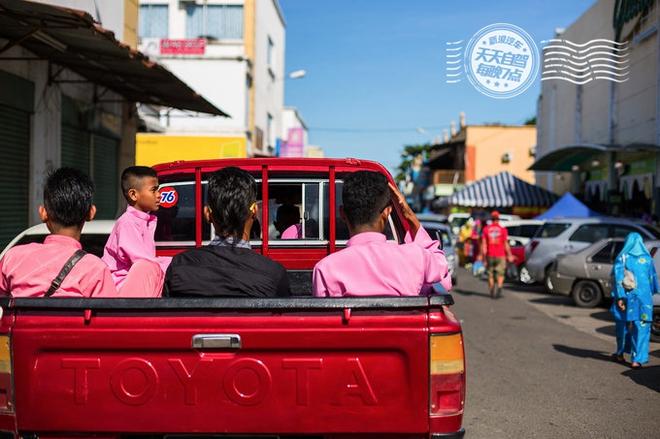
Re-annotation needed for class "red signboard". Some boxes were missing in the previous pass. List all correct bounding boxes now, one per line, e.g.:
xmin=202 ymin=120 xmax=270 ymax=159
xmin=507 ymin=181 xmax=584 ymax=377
xmin=160 ymin=39 xmax=206 ymax=55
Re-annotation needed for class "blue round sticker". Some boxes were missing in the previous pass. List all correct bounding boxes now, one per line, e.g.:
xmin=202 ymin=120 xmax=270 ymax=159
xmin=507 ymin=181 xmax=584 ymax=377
xmin=464 ymin=23 xmax=539 ymax=99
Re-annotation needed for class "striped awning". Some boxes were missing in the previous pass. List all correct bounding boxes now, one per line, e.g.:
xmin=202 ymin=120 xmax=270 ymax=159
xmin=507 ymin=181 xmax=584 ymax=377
xmin=446 ymin=171 xmax=558 ymax=208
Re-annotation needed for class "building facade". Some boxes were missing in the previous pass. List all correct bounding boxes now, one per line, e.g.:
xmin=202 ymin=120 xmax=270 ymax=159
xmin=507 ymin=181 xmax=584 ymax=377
xmin=423 ymin=116 xmax=537 ymax=214
xmin=136 ymin=0 xmax=286 ymax=164
xmin=535 ymin=0 xmax=660 ymax=216
xmin=428 ymin=116 xmax=536 ymax=189
xmin=279 ymin=106 xmax=307 ymax=157
xmin=36 ymin=0 xmax=140 ymax=48
xmin=0 ymin=0 xmax=141 ymax=249
xmin=0 ymin=0 xmax=222 ymax=249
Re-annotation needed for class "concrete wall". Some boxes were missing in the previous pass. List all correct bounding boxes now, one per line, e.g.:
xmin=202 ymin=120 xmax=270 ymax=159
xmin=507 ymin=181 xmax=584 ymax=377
xmin=465 ymin=126 xmax=537 ymax=183
xmin=34 ymin=1 xmax=137 ymax=46
xmin=158 ymin=52 xmax=249 ymax=134
xmin=616 ymin=1 xmax=658 ymax=145
xmin=253 ymin=0 xmax=285 ymax=153
xmin=536 ymin=0 xmax=660 ymax=194
xmin=0 ymin=42 xmax=126 ymax=224
xmin=138 ymin=0 xmax=285 ymax=156
xmin=282 ymin=107 xmax=308 ymax=146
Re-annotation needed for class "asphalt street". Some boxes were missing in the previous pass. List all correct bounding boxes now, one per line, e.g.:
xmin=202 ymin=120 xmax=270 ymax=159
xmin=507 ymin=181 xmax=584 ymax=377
xmin=451 ymin=267 xmax=660 ymax=438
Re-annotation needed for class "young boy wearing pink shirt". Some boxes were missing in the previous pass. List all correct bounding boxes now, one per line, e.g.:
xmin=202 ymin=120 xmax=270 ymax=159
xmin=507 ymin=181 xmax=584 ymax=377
xmin=0 ymin=168 xmax=116 ymax=298
xmin=102 ymin=166 xmax=170 ymax=296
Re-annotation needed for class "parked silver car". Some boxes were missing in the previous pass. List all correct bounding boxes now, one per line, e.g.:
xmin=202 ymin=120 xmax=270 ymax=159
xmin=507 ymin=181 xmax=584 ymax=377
xmin=525 ymin=217 xmax=660 ymax=289
xmin=546 ymin=238 xmax=660 ymax=308
xmin=422 ymin=222 xmax=457 ymax=287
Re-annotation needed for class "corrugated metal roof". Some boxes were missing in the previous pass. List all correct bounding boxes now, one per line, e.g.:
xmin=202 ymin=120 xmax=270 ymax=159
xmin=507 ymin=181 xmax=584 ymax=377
xmin=0 ymin=0 xmax=228 ymax=116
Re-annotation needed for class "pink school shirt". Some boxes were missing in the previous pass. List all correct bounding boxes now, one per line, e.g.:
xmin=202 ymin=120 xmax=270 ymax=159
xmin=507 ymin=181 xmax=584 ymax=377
xmin=281 ymin=224 xmax=302 ymax=239
xmin=102 ymin=206 xmax=171 ymax=288
xmin=312 ymin=227 xmax=452 ymax=297
xmin=0 ymin=234 xmax=117 ymax=297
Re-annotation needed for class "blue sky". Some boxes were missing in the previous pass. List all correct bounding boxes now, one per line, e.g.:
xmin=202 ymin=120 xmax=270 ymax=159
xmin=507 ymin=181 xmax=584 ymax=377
xmin=280 ymin=0 xmax=596 ymax=172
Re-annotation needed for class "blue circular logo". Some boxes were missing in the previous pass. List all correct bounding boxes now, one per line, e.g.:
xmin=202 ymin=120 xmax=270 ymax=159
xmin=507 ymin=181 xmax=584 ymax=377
xmin=464 ymin=23 xmax=539 ymax=99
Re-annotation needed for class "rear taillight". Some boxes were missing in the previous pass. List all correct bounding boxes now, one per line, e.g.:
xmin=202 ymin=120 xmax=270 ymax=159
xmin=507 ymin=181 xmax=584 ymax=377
xmin=430 ymin=333 xmax=465 ymax=417
xmin=0 ymin=335 xmax=12 ymax=411
xmin=528 ymin=240 xmax=540 ymax=256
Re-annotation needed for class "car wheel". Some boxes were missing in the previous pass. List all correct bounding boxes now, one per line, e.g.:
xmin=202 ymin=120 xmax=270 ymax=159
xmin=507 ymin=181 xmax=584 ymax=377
xmin=543 ymin=266 xmax=554 ymax=293
xmin=571 ymin=280 xmax=603 ymax=308
xmin=518 ymin=265 xmax=533 ymax=284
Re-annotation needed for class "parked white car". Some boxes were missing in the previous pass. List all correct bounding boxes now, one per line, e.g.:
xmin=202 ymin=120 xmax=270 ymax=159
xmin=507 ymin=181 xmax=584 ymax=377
xmin=503 ymin=219 xmax=544 ymax=247
xmin=0 ymin=220 xmax=115 ymax=260
xmin=524 ymin=217 xmax=660 ymax=289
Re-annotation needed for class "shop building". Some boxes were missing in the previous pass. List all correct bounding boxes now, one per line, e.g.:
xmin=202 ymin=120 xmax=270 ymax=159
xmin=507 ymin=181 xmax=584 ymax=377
xmin=426 ymin=113 xmax=537 ymax=211
xmin=533 ymin=0 xmax=660 ymax=216
xmin=0 ymin=0 xmax=223 ymax=248
xmin=136 ymin=0 xmax=286 ymax=163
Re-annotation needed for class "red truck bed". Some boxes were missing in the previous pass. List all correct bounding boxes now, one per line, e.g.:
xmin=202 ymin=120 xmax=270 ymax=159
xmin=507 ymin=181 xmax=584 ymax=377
xmin=0 ymin=296 xmax=465 ymax=438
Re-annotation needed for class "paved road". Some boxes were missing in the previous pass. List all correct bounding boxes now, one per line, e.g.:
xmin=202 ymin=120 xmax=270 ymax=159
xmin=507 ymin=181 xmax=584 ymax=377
xmin=451 ymin=268 xmax=659 ymax=438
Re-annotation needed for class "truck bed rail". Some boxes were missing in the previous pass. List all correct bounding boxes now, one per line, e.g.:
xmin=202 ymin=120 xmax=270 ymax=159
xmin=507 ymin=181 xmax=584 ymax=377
xmin=0 ymin=295 xmax=454 ymax=310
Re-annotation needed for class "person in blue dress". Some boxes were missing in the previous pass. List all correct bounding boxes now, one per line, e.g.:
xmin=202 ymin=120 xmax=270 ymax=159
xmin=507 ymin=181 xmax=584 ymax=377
xmin=611 ymin=232 xmax=660 ymax=368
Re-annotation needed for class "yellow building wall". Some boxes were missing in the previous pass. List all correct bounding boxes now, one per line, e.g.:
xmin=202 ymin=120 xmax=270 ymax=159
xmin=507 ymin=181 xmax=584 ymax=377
xmin=136 ymin=134 xmax=247 ymax=166
xmin=124 ymin=0 xmax=138 ymax=49
xmin=466 ymin=126 xmax=537 ymax=183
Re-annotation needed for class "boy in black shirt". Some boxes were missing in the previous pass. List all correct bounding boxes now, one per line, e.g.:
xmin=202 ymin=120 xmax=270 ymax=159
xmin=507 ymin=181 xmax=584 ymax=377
xmin=163 ymin=167 xmax=290 ymax=297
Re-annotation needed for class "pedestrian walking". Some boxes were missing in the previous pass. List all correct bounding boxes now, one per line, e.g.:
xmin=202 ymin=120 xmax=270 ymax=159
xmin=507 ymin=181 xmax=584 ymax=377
xmin=611 ymin=232 xmax=660 ymax=368
xmin=481 ymin=211 xmax=514 ymax=298
xmin=458 ymin=218 xmax=474 ymax=266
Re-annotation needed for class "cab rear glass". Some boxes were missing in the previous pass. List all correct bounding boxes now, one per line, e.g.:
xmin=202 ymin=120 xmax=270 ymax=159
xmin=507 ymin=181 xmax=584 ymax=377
xmin=155 ymin=175 xmax=398 ymax=248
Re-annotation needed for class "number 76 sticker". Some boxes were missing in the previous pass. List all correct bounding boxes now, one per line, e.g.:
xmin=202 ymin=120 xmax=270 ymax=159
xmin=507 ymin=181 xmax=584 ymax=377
xmin=159 ymin=187 xmax=179 ymax=208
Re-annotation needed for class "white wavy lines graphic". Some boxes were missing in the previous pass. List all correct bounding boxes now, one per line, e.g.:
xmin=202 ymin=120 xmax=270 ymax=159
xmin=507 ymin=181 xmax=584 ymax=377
xmin=540 ymin=38 xmax=628 ymax=47
xmin=540 ymin=38 xmax=630 ymax=85
xmin=445 ymin=41 xmax=465 ymax=84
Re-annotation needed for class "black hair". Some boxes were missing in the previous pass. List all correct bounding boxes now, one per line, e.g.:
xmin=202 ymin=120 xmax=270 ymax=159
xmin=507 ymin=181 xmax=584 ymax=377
xmin=342 ymin=171 xmax=390 ymax=227
xmin=43 ymin=167 xmax=95 ymax=228
xmin=207 ymin=167 xmax=257 ymax=238
xmin=121 ymin=166 xmax=157 ymax=201
xmin=275 ymin=204 xmax=301 ymax=233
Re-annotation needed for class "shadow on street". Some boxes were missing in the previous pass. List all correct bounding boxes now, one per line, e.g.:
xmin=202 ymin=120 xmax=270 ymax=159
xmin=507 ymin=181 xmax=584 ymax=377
xmin=595 ymin=325 xmax=616 ymax=337
xmin=453 ymin=288 xmax=492 ymax=299
xmin=590 ymin=310 xmax=613 ymax=321
xmin=530 ymin=296 xmax=574 ymax=306
xmin=621 ymin=366 xmax=660 ymax=392
xmin=553 ymin=344 xmax=660 ymax=393
xmin=500 ymin=283 xmax=545 ymax=294
xmin=552 ymin=344 xmax=613 ymax=362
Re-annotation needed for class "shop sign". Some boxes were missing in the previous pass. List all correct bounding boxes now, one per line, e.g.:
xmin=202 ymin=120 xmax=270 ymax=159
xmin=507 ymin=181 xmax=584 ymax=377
xmin=160 ymin=39 xmax=206 ymax=55
xmin=629 ymin=158 xmax=655 ymax=175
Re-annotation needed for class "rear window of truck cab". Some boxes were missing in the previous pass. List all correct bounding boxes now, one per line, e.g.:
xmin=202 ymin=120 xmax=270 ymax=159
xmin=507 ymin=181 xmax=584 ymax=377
xmin=154 ymin=173 xmax=399 ymax=249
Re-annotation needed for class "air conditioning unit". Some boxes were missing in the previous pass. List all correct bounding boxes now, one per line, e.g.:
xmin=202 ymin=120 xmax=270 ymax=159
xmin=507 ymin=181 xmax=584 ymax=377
xmin=501 ymin=152 xmax=512 ymax=164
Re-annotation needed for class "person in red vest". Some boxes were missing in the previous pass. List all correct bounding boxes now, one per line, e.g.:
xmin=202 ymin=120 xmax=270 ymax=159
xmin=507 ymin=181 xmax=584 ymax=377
xmin=481 ymin=211 xmax=514 ymax=298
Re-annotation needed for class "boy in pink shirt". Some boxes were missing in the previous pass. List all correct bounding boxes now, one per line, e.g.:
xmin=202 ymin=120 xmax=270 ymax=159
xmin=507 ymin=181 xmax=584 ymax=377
xmin=102 ymin=166 xmax=170 ymax=296
xmin=313 ymin=171 xmax=451 ymax=297
xmin=0 ymin=168 xmax=116 ymax=297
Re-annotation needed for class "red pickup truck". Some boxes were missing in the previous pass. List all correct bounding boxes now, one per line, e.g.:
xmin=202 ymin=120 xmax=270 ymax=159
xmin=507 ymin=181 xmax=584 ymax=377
xmin=0 ymin=158 xmax=466 ymax=439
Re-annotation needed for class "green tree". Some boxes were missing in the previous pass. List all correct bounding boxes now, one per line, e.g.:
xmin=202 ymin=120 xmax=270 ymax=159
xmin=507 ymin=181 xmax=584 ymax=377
xmin=395 ymin=143 xmax=433 ymax=181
